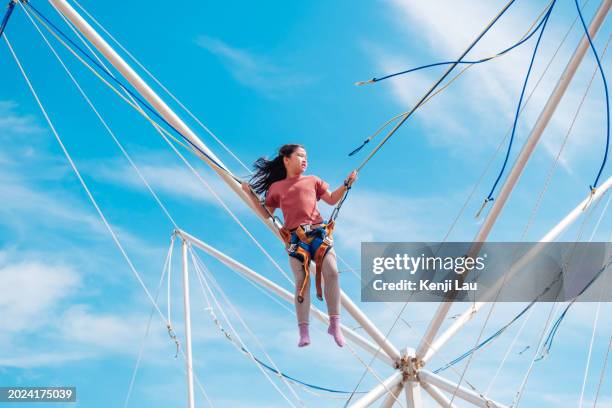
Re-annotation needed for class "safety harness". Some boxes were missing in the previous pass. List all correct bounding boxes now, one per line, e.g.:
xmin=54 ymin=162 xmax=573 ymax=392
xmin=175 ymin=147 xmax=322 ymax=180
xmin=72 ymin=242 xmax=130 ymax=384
xmin=255 ymin=177 xmax=352 ymax=304
xmin=286 ymin=220 xmax=335 ymax=303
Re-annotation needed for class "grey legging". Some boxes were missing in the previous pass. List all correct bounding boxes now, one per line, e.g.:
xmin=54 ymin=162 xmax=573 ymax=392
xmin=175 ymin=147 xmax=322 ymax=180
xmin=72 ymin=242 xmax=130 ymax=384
xmin=288 ymin=248 xmax=341 ymax=324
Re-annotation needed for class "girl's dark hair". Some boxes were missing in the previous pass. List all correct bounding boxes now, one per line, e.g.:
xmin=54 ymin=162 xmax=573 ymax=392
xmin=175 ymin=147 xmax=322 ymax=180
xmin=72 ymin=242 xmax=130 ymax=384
xmin=250 ymin=144 xmax=302 ymax=196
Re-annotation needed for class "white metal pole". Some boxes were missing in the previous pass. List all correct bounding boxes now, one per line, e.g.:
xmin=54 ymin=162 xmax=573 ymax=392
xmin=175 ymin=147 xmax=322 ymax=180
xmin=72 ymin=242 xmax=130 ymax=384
xmin=176 ymin=229 xmax=395 ymax=366
xmin=349 ymin=372 xmax=404 ymax=408
xmin=182 ymin=240 xmax=195 ymax=408
xmin=420 ymin=382 xmax=458 ymax=408
xmin=422 ymin=176 xmax=612 ymax=362
xmin=416 ymin=0 xmax=611 ymax=361
xmin=404 ymin=380 xmax=422 ymax=408
xmin=48 ymin=0 xmax=280 ymax=235
xmin=419 ymin=370 xmax=508 ymax=408
xmin=380 ymin=383 xmax=404 ymax=408
xmin=403 ymin=347 xmax=422 ymax=408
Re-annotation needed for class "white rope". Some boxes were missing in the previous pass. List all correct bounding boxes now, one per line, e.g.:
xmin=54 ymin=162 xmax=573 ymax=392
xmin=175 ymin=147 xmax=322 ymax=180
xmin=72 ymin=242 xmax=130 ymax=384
xmin=167 ymin=238 xmax=174 ymax=328
xmin=44 ymin=5 xmax=180 ymax=228
xmin=190 ymin=247 xmax=304 ymax=405
xmin=484 ymin=303 xmax=537 ymax=395
xmin=5 ymin=31 xmax=168 ymax=333
xmin=124 ymin=236 xmax=175 ymax=408
xmin=188 ymin=244 xmax=403 ymax=403
xmin=510 ymin=302 xmax=560 ymax=408
xmin=579 ymin=204 xmax=611 ymax=408
xmin=188 ymin=246 xmax=300 ymax=407
xmin=593 ymin=336 xmax=612 ymax=407
xmin=4 ymin=33 xmax=214 ymax=408
xmin=579 ymin=298 xmax=603 ymax=408
xmin=70 ymin=0 xmax=253 ymax=175
xmin=191 ymin=248 xmax=388 ymax=402
xmin=512 ymin=195 xmax=607 ymax=407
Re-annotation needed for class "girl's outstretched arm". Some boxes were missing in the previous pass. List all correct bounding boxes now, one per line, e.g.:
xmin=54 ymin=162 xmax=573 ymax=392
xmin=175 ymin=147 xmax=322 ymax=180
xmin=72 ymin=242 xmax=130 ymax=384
xmin=321 ymin=170 xmax=357 ymax=206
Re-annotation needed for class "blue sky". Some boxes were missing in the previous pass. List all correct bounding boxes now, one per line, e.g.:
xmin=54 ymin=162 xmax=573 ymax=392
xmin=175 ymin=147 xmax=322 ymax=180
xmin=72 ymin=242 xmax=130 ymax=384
xmin=0 ymin=0 xmax=611 ymax=407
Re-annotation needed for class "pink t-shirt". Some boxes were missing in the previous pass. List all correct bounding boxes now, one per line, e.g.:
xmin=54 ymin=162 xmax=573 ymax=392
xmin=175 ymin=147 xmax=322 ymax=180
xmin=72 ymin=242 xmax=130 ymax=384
xmin=265 ymin=175 xmax=329 ymax=230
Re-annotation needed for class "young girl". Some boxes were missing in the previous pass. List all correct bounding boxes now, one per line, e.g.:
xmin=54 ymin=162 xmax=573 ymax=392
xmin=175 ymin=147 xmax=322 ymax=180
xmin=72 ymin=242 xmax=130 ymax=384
xmin=242 ymin=144 xmax=356 ymax=347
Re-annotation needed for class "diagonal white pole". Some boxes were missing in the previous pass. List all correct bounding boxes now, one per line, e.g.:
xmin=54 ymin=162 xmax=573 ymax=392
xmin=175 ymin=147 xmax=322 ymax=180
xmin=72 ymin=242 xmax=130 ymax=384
xmin=349 ymin=372 xmax=404 ymax=408
xmin=420 ymin=382 xmax=458 ymax=408
xmin=422 ymin=176 xmax=612 ymax=362
xmin=50 ymin=0 xmax=402 ymax=363
xmin=380 ymin=383 xmax=404 ymax=408
xmin=177 ymin=229 xmax=395 ymax=366
xmin=416 ymin=0 xmax=611 ymax=362
xmin=419 ymin=370 xmax=508 ymax=408
xmin=48 ymin=0 xmax=281 ymax=235
xmin=182 ymin=239 xmax=196 ymax=408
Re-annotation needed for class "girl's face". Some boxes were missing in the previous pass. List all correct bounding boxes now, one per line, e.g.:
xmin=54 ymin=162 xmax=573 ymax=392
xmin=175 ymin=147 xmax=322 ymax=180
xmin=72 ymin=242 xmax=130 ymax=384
xmin=284 ymin=147 xmax=307 ymax=175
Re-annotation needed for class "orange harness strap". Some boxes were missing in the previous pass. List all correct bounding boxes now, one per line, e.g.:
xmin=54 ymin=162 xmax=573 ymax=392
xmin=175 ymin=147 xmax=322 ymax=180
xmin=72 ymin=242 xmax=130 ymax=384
xmin=293 ymin=221 xmax=335 ymax=303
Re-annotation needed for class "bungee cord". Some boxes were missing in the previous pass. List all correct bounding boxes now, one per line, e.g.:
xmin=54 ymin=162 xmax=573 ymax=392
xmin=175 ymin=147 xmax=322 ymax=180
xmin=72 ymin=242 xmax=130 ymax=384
xmin=355 ymin=0 xmax=554 ymax=86
xmin=349 ymin=0 xmax=552 ymax=159
xmin=346 ymin=0 xmax=518 ymax=172
xmin=69 ymin=0 xmax=253 ymax=175
xmin=575 ymin=0 xmax=610 ymax=194
xmin=25 ymin=2 xmax=239 ymax=181
xmin=478 ymin=0 xmax=557 ymax=217
xmin=0 ymin=0 xmax=15 ymax=40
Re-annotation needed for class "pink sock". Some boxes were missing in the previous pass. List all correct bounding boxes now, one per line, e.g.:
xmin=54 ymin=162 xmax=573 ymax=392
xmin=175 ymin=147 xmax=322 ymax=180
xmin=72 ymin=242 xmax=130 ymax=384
xmin=327 ymin=315 xmax=345 ymax=347
xmin=298 ymin=323 xmax=310 ymax=347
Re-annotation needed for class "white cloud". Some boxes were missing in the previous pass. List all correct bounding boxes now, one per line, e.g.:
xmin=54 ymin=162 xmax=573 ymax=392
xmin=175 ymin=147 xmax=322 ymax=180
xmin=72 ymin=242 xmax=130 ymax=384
xmin=59 ymin=305 xmax=165 ymax=353
xmin=195 ymin=36 xmax=317 ymax=97
xmin=0 ymin=352 xmax=92 ymax=368
xmin=90 ymin=154 xmax=245 ymax=210
xmin=0 ymin=259 xmax=80 ymax=334
xmin=0 ymin=100 xmax=42 ymax=135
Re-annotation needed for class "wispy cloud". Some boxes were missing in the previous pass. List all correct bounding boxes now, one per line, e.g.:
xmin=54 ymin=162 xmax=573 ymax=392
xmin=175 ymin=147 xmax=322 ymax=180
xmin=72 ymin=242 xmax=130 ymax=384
xmin=0 ymin=100 xmax=42 ymax=135
xmin=89 ymin=152 xmax=245 ymax=210
xmin=0 ymin=258 xmax=80 ymax=335
xmin=195 ymin=36 xmax=317 ymax=97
